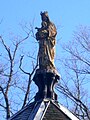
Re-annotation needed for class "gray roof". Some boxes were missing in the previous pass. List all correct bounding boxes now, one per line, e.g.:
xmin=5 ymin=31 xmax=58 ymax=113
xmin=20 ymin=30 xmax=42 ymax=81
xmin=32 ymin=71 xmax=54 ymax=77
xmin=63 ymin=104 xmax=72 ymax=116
xmin=8 ymin=99 xmax=79 ymax=120
xmin=8 ymin=102 xmax=35 ymax=120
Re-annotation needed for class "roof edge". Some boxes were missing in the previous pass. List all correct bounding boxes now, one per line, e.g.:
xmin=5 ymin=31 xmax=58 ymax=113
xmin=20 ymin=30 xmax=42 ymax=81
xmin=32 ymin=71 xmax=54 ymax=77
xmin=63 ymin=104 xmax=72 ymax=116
xmin=51 ymin=100 xmax=79 ymax=120
xmin=8 ymin=102 xmax=35 ymax=120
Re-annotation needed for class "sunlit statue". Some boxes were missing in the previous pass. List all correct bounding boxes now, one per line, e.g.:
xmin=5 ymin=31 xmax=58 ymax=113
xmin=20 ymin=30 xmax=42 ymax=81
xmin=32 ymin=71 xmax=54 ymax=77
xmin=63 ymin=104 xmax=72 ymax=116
xmin=34 ymin=11 xmax=60 ymax=101
xmin=35 ymin=11 xmax=58 ymax=74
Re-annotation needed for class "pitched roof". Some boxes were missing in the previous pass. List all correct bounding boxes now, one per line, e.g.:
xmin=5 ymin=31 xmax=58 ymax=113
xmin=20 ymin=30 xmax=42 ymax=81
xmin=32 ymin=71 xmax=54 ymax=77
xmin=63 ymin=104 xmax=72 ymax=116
xmin=8 ymin=99 xmax=79 ymax=120
xmin=8 ymin=102 xmax=35 ymax=120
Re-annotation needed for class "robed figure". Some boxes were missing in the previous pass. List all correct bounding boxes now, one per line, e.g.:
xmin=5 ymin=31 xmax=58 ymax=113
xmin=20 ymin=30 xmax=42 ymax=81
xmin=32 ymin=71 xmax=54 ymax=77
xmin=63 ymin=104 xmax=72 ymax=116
xmin=35 ymin=11 xmax=57 ymax=74
xmin=34 ymin=12 xmax=60 ymax=101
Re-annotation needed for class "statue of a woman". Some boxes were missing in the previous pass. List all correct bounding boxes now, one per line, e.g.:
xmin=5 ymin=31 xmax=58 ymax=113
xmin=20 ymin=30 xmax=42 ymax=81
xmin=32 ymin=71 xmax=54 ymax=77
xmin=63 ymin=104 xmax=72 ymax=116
xmin=35 ymin=11 xmax=57 ymax=73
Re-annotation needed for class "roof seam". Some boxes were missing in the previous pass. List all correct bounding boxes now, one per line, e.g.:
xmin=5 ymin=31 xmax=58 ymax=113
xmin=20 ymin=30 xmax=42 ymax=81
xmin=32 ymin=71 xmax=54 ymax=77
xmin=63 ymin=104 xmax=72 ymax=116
xmin=41 ymin=101 xmax=50 ymax=120
xmin=28 ymin=101 xmax=42 ymax=120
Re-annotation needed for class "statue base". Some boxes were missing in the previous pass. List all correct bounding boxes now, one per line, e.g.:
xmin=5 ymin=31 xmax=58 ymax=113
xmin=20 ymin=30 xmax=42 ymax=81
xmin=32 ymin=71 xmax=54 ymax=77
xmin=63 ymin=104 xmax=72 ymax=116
xmin=33 ymin=69 xmax=60 ymax=101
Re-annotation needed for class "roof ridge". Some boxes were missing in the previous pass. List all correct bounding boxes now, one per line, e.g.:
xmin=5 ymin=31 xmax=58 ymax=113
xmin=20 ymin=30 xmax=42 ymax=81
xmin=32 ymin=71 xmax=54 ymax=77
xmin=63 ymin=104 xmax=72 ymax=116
xmin=40 ymin=100 xmax=50 ymax=120
xmin=28 ymin=100 xmax=44 ymax=120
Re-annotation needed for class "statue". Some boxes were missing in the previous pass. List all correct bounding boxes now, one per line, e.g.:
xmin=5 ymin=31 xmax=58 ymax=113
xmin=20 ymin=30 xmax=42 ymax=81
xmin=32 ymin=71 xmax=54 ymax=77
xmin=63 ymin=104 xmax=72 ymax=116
xmin=35 ymin=11 xmax=58 ymax=74
xmin=33 ymin=11 xmax=60 ymax=101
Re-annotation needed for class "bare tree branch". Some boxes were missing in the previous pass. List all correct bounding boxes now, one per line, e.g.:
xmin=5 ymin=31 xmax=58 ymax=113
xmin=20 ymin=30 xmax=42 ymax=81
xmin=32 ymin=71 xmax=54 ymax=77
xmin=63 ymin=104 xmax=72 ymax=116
xmin=19 ymin=55 xmax=38 ymax=108
xmin=0 ymin=86 xmax=10 ymax=119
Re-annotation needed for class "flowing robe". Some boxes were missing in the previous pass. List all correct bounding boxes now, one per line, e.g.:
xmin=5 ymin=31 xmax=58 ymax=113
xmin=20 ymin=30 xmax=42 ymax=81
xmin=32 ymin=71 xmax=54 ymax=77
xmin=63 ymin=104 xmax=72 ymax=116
xmin=36 ymin=22 xmax=57 ymax=72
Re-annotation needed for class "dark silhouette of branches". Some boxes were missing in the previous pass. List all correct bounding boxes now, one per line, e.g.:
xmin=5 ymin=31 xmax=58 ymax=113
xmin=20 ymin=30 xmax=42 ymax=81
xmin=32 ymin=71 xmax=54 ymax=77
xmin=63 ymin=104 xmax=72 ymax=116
xmin=0 ymin=27 xmax=31 ymax=119
xmin=57 ymin=26 xmax=90 ymax=120
xmin=19 ymin=55 xmax=38 ymax=108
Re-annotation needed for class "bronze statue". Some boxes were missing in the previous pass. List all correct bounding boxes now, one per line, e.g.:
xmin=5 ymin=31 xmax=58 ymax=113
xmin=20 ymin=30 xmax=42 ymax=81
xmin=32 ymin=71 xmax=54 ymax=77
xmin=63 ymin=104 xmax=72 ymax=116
xmin=35 ymin=11 xmax=58 ymax=74
xmin=34 ymin=12 xmax=60 ymax=101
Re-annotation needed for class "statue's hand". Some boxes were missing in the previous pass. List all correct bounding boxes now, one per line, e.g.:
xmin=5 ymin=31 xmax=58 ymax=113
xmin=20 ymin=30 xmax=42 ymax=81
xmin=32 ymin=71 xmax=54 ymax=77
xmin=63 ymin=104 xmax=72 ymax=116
xmin=35 ymin=27 xmax=40 ymax=31
xmin=35 ymin=27 xmax=38 ymax=29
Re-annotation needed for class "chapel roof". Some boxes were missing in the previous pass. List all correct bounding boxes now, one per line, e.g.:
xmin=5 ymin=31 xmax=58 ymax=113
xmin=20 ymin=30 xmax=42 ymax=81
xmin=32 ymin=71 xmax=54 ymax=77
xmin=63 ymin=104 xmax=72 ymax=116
xmin=8 ymin=99 xmax=79 ymax=120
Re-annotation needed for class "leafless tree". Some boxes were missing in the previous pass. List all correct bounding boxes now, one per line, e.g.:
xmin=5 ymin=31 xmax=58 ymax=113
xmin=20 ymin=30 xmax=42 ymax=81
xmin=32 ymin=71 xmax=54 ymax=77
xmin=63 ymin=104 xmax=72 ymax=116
xmin=1 ymin=22 xmax=90 ymax=120
xmin=0 ymin=23 xmax=38 ymax=119
xmin=56 ymin=26 xmax=90 ymax=120
xmin=19 ymin=55 xmax=38 ymax=108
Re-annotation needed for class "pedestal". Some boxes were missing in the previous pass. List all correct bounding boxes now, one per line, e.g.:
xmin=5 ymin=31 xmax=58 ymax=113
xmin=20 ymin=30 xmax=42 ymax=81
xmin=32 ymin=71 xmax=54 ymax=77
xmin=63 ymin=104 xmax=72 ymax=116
xmin=33 ymin=70 xmax=60 ymax=101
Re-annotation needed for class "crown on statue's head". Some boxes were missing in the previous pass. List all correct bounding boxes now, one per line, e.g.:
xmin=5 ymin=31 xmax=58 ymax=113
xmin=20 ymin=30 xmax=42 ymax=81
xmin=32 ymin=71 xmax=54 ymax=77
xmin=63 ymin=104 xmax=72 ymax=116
xmin=40 ymin=11 xmax=49 ymax=19
xmin=40 ymin=11 xmax=50 ymax=22
xmin=40 ymin=11 xmax=48 ymax=16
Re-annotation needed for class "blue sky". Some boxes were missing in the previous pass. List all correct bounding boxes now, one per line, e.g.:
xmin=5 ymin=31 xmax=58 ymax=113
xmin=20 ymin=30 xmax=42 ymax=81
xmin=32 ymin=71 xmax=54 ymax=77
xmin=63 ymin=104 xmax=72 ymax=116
xmin=0 ymin=0 xmax=90 ymax=99
xmin=0 ymin=0 xmax=90 ymax=42
xmin=0 ymin=0 xmax=90 ymax=63
xmin=0 ymin=1 xmax=90 ymax=119
xmin=0 ymin=0 xmax=90 ymax=93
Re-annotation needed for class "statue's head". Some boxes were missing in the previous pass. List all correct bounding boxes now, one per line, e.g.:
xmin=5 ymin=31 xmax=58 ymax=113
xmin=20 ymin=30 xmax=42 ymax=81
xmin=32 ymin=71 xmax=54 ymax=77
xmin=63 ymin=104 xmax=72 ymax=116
xmin=40 ymin=11 xmax=50 ymax=22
